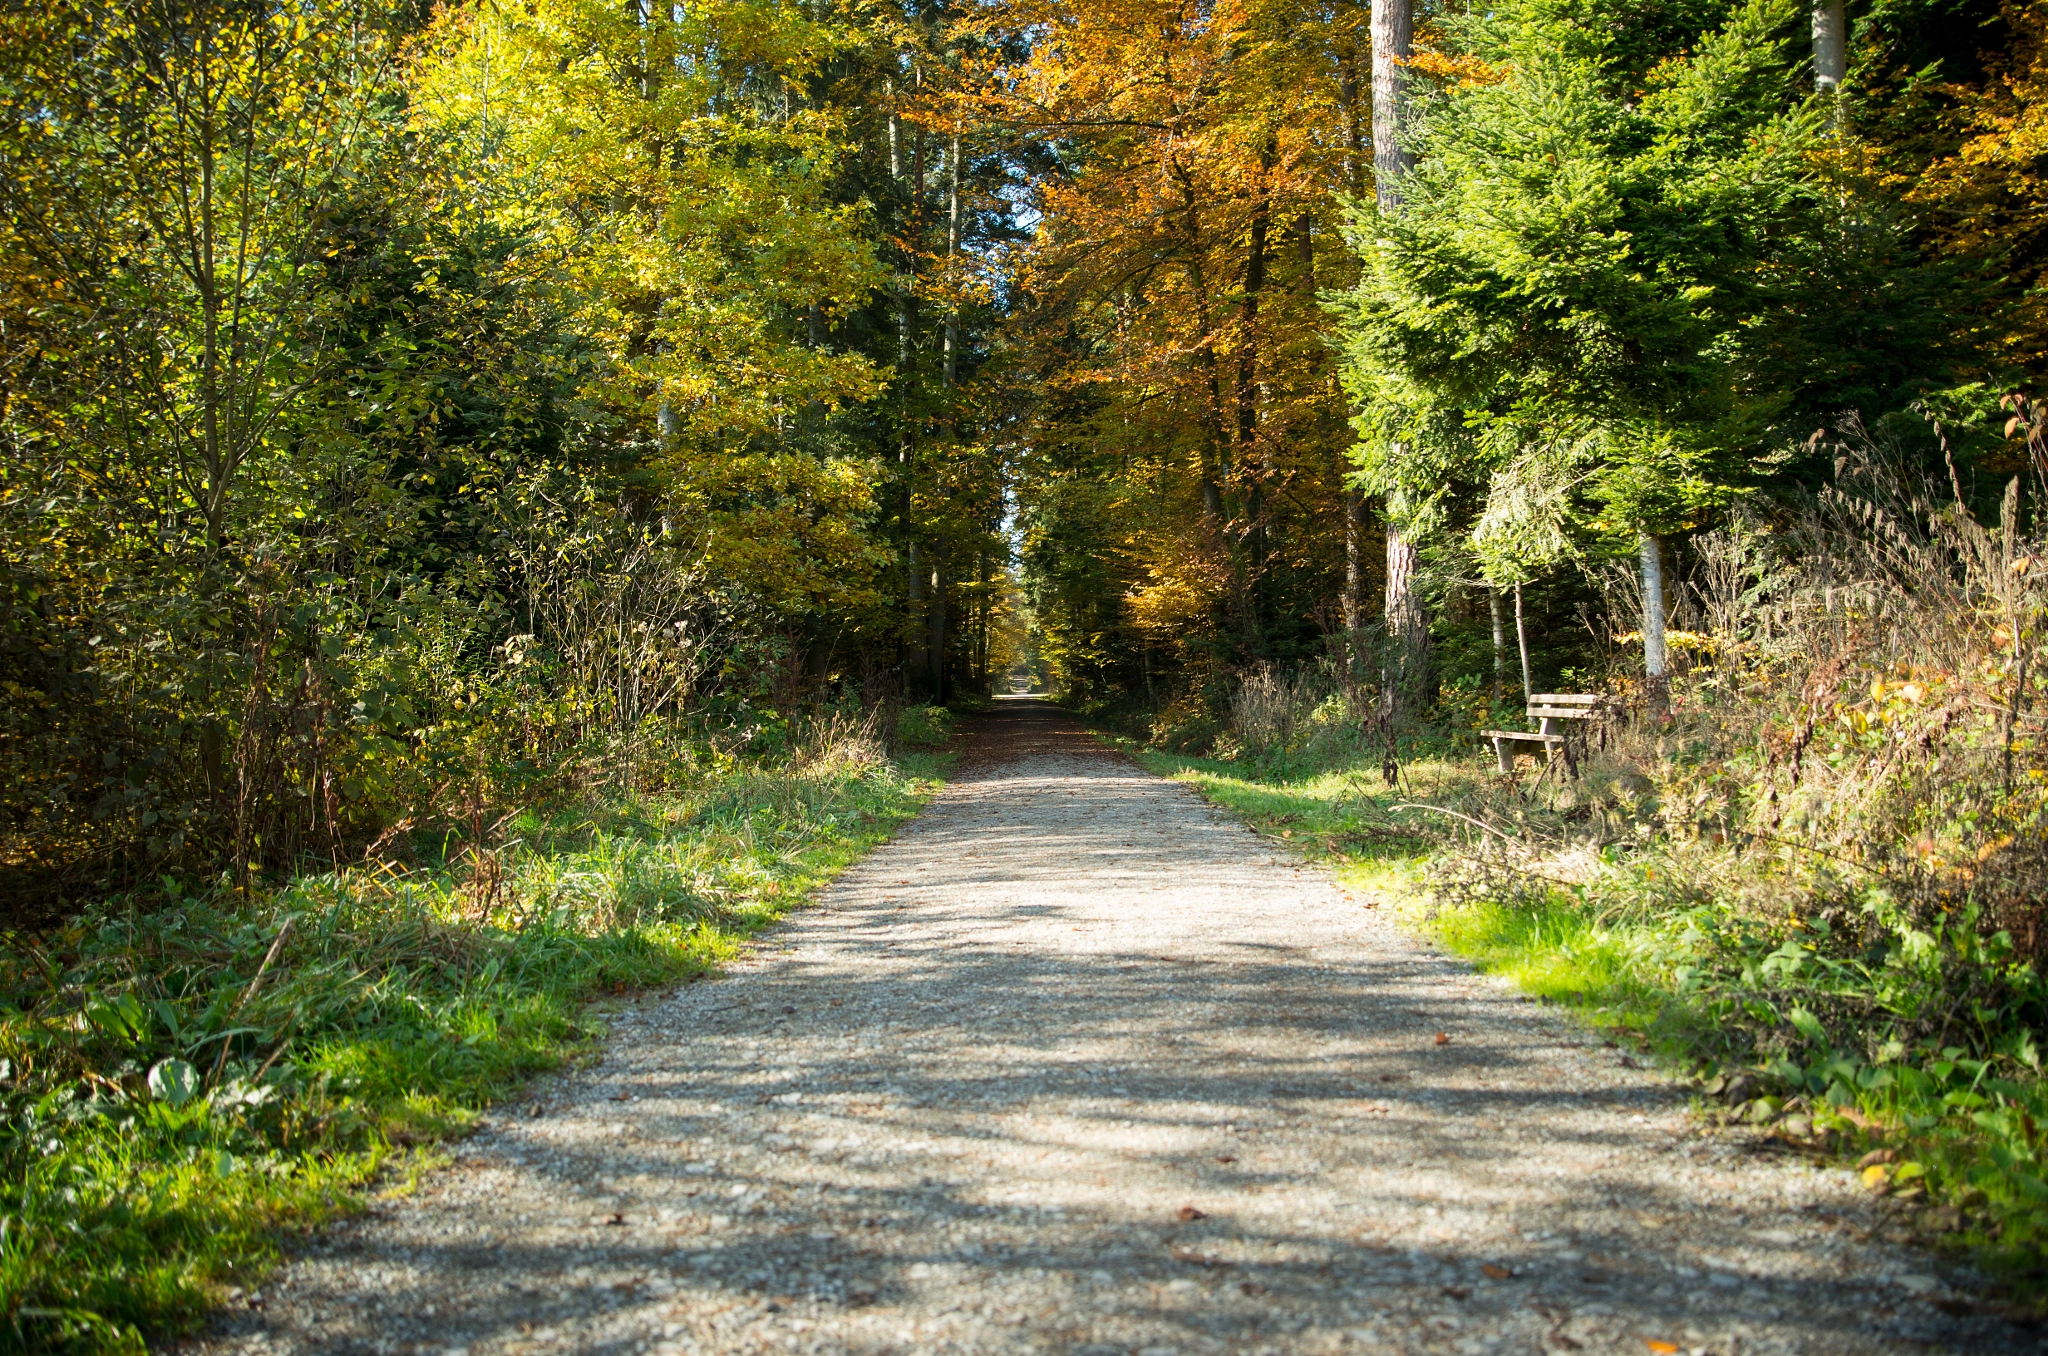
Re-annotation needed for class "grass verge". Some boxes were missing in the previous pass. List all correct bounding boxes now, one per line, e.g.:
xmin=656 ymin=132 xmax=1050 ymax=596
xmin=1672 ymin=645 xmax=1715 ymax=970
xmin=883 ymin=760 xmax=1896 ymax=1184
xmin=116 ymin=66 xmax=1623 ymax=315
xmin=0 ymin=740 xmax=944 ymax=1354
xmin=1107 ymin=733 xmax=2048 ymax=1311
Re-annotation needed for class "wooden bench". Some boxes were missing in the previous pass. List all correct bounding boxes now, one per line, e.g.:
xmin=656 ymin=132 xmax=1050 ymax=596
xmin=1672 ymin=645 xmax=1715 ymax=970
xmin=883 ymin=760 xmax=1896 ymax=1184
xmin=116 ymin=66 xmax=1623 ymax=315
xmin=1481 ymin=694 xmax=1616 ymax=773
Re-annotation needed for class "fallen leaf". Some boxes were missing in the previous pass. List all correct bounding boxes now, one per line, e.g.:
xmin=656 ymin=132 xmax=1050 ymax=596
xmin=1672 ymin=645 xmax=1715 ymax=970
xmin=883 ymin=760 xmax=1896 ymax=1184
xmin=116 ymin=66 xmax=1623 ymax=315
xmin=1238 ymin=1281 xmax=1268 ymax=1297
xmin=1434 ymin=1033 xmax=1451 ymax=1045
xmin=1647 ymin=1343 xmax=1679 ymax=1355
xmin=1214 ymin=1155 xmax=1237 ymax=1164
xmin=1857 ymin=1148 xmax=1898 ymax=1168
xmin=1861 ymin=1164 xmax=1892 ymax=1192
xmin=1177 ymin=1205 xmax=1207 ymax=1221
xmin=1551 ymin=1337 xmax=1583 ymax=1351
xmin=1442 ymin=1285 xmax=1470 ymax=1300
xmin=604 ymin=1212 xmax=626 ymax=1226
xmin=1482 ymin=1264 xmax=1512 ymax=1279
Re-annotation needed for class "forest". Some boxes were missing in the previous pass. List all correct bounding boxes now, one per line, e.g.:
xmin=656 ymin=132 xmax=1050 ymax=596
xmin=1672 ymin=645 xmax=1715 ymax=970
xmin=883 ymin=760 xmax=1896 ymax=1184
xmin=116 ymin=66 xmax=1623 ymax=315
xmin=3 ymin=0 xmax=2047 ymax=1347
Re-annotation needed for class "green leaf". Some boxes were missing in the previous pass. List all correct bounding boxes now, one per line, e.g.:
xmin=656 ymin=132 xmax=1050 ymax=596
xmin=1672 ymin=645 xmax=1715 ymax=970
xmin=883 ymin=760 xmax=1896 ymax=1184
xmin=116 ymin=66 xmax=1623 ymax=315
xmin=146 ymin=1058 xmax=199 ymax=1107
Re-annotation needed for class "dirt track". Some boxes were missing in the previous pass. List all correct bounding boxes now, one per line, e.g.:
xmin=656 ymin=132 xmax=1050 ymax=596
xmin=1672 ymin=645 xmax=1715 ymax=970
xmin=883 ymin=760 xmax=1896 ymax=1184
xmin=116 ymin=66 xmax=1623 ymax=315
xmin=191 ymin=698 xmax=2032 ymax=1355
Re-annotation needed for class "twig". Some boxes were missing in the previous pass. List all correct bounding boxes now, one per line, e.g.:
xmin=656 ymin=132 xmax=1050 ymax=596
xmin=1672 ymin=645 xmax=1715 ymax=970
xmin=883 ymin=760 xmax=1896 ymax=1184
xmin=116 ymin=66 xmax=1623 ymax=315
xmin=234 ymin=917 xmax=295 ymax=1014
xmin=1727 ymin=827 xmax=1867 ymax=872
xmin=1388 ymin=803 xmax=1527 ymax=851
xmin=251 ymin=1014 xmax=300 ymax=1085
xmin=209 ymin=917 xmax=294 ymax=1088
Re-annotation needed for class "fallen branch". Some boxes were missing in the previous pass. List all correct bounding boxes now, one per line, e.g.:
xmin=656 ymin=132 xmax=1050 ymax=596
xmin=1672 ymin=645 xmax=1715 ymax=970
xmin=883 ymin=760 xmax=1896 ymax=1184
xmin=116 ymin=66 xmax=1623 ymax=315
xmin=1388 ymin=803 xmax=1528 ymax=852
xmin=209 ymin=917 xmax=295 ymax=1088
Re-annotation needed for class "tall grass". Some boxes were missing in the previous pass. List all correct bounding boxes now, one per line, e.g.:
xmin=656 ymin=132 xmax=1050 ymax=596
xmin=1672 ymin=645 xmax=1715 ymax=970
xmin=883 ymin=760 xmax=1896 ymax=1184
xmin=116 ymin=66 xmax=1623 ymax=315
xmin=0 ymin=713 xmax=941 ymax=1353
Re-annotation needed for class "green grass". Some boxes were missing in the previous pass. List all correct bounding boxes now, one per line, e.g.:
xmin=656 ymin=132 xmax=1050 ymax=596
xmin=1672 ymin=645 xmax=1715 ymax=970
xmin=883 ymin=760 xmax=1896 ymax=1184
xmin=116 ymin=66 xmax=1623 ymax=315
xmin=0 ymin=746 xmax=944 ymax=1353
xmin=1110 ymin=730 xmax=2048 ymax=1307
xmin=1428 ymin=896 xmax=1646 ymax=1011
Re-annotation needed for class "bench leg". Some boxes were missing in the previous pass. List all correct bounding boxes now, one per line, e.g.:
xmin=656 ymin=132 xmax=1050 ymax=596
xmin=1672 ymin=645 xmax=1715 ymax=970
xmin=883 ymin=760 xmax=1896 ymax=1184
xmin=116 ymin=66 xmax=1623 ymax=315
xmin=1493 ymin=736 xmax=1513 ymax=774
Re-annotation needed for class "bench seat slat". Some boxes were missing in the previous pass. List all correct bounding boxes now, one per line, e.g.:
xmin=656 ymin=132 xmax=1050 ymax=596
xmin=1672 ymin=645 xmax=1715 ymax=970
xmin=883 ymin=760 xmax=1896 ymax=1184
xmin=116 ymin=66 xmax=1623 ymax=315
xmin=1481 ymin=729 xmax=1566 ymax=744
xmin=1525 ymin=705 xmax=1602 ymax=721
xmin=1529 ymin=693 xmax=1610 ymax=705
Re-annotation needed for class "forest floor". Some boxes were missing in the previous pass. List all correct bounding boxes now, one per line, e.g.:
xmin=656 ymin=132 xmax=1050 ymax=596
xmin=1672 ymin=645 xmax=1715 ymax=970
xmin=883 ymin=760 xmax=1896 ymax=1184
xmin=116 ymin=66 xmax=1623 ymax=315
xmin=184 ymin=700 xmax=2035 ymax=1356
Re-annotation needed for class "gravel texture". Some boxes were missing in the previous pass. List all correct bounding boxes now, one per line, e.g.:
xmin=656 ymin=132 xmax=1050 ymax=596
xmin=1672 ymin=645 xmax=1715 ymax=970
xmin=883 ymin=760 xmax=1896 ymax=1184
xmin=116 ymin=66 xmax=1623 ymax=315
xmin=190 ymin=698 xmax=2037 ymax=1355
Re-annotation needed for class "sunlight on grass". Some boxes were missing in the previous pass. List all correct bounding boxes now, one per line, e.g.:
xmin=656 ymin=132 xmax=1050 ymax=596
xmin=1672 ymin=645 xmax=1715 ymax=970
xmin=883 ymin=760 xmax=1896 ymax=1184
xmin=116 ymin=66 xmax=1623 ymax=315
xmin=0 ymin=750 xmax=943 ymax=1354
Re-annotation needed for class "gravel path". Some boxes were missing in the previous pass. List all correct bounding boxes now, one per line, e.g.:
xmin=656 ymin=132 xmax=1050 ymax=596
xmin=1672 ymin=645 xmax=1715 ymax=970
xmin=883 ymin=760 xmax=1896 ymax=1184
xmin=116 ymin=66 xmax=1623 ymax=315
xmin=194 ymin=699 xmax=2033 ymax=1356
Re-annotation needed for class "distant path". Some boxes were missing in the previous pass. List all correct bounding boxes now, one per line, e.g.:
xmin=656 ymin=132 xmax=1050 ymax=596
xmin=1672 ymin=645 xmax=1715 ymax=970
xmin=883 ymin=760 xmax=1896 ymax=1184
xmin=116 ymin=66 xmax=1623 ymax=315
xmin=194 ymin=698 xmax=2027 ymax=1355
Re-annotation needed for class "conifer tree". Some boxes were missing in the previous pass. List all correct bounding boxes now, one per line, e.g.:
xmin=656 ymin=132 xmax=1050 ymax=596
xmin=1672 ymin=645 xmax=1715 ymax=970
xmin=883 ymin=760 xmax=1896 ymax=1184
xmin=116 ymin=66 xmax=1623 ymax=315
xmin=1336 ymin=0 xmax=1949 ymax=698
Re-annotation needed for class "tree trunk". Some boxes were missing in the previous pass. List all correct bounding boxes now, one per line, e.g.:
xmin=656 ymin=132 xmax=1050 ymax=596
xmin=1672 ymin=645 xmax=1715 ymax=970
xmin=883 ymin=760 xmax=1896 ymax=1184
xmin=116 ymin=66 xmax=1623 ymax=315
xmin=1176 ymin=174 xmax=1228 ymax=525
xmin=1237 ymin=138 xmax=1275 ymax=651
xmin=887 ymin=92 xmax=901 ymax=177
xmin=929 ymin=552 xmax=948 ymax=705
xmin=1373 ymin=0 xmax=1425 ymax=712
xmin=1514 ymin=582 xmax=1532 ymax=705
xmin=1342 ymin=487 xmax=1369 ymax=654
xmin=1812 ymin=0 xmax=1847 ymax=93
xmin=906 ymin=541 xmax=927 ymax=693
xmin=1489 ymin=585 xmax=1505 ymax=705
xmin=1337 ymin=44 xmax=1372 ymax=680
xmin=1384 ymin=528 xmax=1425 ymax=706
xmin=1639 ymin=533 xmax=1668 ymax=713
xmin=1337 ymin=51 xmax=1368 ymax=199
xmin=945 ymin=131 xmax=962 ymax=386
xmin=1371 ymin=0 xmax=1414 ymax=206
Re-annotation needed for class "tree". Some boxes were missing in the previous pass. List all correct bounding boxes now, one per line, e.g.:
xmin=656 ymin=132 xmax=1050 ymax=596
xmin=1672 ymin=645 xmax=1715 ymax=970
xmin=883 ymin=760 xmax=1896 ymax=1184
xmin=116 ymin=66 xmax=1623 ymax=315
xmin=0 ymin=0 xmax=400 ymax=551
xmin=1371 ymin=0 xmax=1427 ymax=714
xmin=1335 ymin=0 xmax=1952 ymax=698
xmin=995 ymin=0 xmax=1366 ymax=702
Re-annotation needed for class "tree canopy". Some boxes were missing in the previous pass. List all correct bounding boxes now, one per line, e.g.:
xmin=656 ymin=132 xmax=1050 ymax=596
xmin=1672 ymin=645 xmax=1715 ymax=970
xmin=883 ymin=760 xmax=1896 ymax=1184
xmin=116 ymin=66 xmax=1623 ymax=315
xmin=2 ymin=0 xmax=2042 ymax=897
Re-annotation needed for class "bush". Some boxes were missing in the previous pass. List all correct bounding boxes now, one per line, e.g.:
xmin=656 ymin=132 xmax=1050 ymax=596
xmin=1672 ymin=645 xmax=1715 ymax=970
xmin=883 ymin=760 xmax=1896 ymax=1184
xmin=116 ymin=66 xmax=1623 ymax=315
xmin=895 ymin=703 xmax=956 ymax=747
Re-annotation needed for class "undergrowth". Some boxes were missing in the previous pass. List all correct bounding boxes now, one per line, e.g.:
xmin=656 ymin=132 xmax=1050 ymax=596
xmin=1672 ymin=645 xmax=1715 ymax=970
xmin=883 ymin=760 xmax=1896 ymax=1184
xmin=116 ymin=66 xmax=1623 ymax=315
xmin=0 ymin=718 xmax=944 ymax=1353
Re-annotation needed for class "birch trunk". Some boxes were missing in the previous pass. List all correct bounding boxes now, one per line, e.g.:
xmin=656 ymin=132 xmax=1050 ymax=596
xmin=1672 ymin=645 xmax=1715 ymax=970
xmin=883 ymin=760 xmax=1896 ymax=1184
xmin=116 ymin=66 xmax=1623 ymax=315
xmin=1514 ymin=582 xmax=1533 ymax=704
xmin=1640 ymin=534 xmax=1669 ymax=713
xmin=1489 ymin=586 xmax=1506 ymax=705
xmin=1812 ymin=0 xmax=1847 ymax=93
